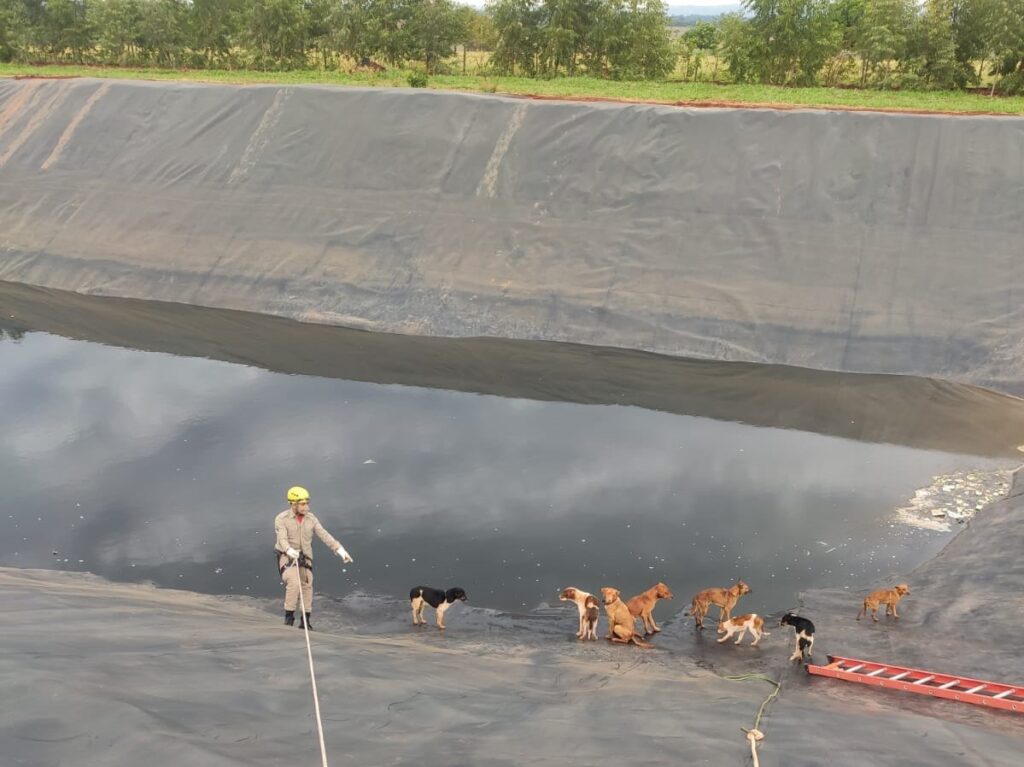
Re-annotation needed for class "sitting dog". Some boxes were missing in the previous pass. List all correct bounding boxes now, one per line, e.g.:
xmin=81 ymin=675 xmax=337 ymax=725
xmin=626 ymin=582 xmax=673 ymax=635
xmin=779 ymin=613 xmax=815 ymax=663
xmin=581 ymin=595 xmax=600 ymax=641
xmin=856 ymin=583 xmax=910 ymax=622
xmin=601 ymin=587 xmax=654 ymax=649
xmin=409 ymin=586 xmax=467 ymax=630
xmin=688 ymin=580 xmax=751 ymax=629
xmin=559 ymin=586 xmax=595 ymax=639
xmin=716 ymin=613 xmax=767 ymax=646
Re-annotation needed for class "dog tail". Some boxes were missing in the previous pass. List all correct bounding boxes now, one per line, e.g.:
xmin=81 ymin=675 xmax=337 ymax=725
xmin=856 ymin=601 xmax=866 ymax=621
xmin=630 ymin=634 xmax=655 ymax=649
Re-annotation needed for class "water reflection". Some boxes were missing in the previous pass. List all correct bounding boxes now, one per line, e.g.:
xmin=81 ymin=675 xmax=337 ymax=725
xmin=0 ymin=331 xmax=1010 ymax=615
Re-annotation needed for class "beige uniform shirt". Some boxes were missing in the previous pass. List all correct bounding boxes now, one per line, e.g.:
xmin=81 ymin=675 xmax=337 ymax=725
xmin=274 ymin=508 xmax=341 ymax=561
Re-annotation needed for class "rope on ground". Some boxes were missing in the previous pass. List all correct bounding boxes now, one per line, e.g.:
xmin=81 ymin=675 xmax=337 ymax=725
xmin=723 ymin=673 xmax=781 ymax=767
xmin=293 ymin=558 xmax=330 ymax=767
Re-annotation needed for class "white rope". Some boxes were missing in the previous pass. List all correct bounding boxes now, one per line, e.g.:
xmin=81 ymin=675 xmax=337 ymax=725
xmin=292 ymin=558 xmax=329 ymax=767
xmin=742 ymin=728 xmax=764 ymax=767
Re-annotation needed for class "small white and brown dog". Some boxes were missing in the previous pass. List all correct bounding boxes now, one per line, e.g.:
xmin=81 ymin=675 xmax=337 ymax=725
xmin=716 ymin=613 xmax=768 ymax=646
xmin=559 ymin=587 xmax=595 ymax=639
xmin=581 ymin=595 xmax=600 ymax=641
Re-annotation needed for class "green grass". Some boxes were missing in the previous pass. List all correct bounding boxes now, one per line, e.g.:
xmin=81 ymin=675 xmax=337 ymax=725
xmin=4 ymin=62 xmax=1024 ymax=115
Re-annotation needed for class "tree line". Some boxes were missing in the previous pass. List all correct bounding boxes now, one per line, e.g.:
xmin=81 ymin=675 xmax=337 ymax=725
xmin=709 ymin=0 xmax=1024 ymax=93
xmin=1 ymin=0 xmax=1022 ymax=93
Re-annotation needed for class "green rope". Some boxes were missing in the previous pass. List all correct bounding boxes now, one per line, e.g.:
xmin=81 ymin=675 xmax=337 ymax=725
xmin=723 ymin=673 xmax=781 ymax=731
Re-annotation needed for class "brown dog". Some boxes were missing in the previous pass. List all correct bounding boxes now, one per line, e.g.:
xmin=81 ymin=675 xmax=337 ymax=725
xmin=626 ymin=582 xmax=673 ymax=635
xmin=857 ymin=583 xmax=910 ymax=622
xmin=688 ymin=580 xmax=750 ymax=629
xmin=559 ymin=587 xmax=595 ymax=639
xmin=601 ymin=587 xmax=654 ymax=649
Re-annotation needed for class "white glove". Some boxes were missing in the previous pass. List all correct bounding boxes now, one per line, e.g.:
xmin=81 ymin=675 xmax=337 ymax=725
xmin=336 ymin=545 xmax=354 ymax=564
xmin=286 ymin=547 xmax=300 ymax=561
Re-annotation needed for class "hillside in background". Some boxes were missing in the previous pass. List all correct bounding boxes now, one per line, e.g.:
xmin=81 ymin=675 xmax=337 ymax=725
xmin=667 ymin=3 xmax=742 ymax=25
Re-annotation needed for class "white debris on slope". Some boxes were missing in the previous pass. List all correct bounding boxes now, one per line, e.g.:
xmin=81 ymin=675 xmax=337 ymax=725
xmin=895 ymin=469 xmax=1012 ymax=532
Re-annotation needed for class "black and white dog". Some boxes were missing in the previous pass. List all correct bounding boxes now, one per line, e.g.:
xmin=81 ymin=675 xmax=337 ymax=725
xmin=409 ymin=586 xmax=467 ymax=630
xmin=779 ymin=613 xmax=815 ymax=663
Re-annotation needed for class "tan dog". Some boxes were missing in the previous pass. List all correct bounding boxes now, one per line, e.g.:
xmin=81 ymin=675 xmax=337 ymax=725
xmin=857 ymin=583 xmax=910 ymax=622
xmin=559 ymin=587 xmax=595 ymax=639
xmin=581 ymin=595 xmax=600 ymax=641
xmin=716 ymin=613 xmax=767 ymax=646
xmin=601 ymin=587 xmax=654 ymax=649
xmin=688 ymin=580 xmax=751 ymax=629
xmin=626 ymin=582 xmax=674 ymax=635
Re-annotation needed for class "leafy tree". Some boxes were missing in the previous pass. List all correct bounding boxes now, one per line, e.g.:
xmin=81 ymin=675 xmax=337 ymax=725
xmin=679 ymin=19 xmax=719 ymax=81
xmin=91 ymin=0 xmax=142 ymax=65
xmin=983 ymin=0 xmax=1024 ymax=92
xmin=241 ymin=0 xmax=309 ymax=69
xmin=540 ymin=0 xmax=600 ymax=76
xmin=361 ymin=0 xmax=417 ymax=67
xmin=608 ymin=0 xmax=675 ymax=80
xmin=36 ymin=0 xmax=95 ymax=61
xmin=455 ymin=5 xmax=496 ymax=73
xmin=488 ymin=0 xmax=542 ymax=75
xmin=306 ymin=0 xmax=340 ymax=68
xmin=0 ymin=0 xmax=25 ymax=61
xmin=190 ymin=0 xmax=243 ymax=66
xmin=409 ymin=0 xmax=467 ymax=73
xmin=739 ymin=0 xmax=842 ymax=85
xmin=857 ymin=0 xmax=916 ymax=84
xmin=718 ymin=11 xmax=758 ymax=82
xmin=916 ymin=0 xmax=961 ymax=87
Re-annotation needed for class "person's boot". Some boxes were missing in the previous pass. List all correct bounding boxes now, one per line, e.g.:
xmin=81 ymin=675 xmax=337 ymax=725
xmin=284 ymin=610 xmax=295 ymax=626
xmin=297 ymin=612 xmax=313 ymax=631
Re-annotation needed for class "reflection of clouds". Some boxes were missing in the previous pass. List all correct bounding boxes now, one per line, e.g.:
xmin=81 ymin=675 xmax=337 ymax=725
xmin=0 ymin=332 xmax=999 ymax=608
xmin=0 ymin=334 xmax=260 ymax=469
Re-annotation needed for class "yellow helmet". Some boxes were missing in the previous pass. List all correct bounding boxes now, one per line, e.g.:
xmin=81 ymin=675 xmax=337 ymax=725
xmin=287 ymin=486 xmax=310 ymax=504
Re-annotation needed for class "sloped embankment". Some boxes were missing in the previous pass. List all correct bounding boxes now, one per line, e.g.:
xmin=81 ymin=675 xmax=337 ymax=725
xmin=0 ymin=78 xmax=1022 ymax=390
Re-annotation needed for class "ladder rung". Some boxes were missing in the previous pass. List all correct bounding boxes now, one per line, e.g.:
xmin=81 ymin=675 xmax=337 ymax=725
xmin=964 ymin=684 xmax=986 ymax=695
xmin=993 ymin=689 xmax=1016 ymax=700
xmin=890 ymin=671 xmax=910 ymax=681
xmin=913 ymin=675 xmax=935 ymax=685
xmin=845 ymin=664 xmax=865 ymax=673
xmin=866 ymin=667 xmax=889 ymax=677
xmin=938 ymin=680 xmax=961 ymax=690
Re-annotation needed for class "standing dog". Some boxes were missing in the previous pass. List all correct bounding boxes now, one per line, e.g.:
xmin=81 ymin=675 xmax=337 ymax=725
xmin=716 ymin=613 xmax=767 ymax=646
xmin=688 ymin=580 xmax=751 ymax=629
xmin=581 ymin=595 xmax=600 ymax=641
xmin=779 ymin=613 xmax=815 ymax=663
xmin=601 ymin=587 xmax=654 ymax=649
xmin=559 ymin=587 xmax=595 ymax=639
xmin=626 ymin=582 xmax=673 ymax=635
xmin=409 ymin=586 xmax=467 ymax=630
xmin=856 ymin=583 xmax=910 ymax=622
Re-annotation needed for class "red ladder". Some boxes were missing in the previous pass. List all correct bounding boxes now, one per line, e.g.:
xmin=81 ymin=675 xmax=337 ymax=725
xmin=807 ymin=655 xmax=1024 ymax=713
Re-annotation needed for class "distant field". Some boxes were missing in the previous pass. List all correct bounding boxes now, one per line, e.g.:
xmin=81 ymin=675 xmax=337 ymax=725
xmin=3 ymin=63 xmax=1023 ymax=116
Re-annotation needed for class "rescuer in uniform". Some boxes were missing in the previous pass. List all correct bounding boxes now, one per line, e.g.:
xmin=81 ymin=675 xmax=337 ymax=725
xmin=274 ymin=486 xmax=354 ymax=629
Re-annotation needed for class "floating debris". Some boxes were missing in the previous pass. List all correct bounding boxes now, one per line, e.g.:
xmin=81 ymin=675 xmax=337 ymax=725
xmin=894 ymin=469 xmax=1011 ymax=531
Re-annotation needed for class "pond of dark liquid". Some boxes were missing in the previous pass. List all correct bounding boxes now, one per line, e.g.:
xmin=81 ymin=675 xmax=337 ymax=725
xmin=3 ymin=314 xmax=1020 ymax=621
